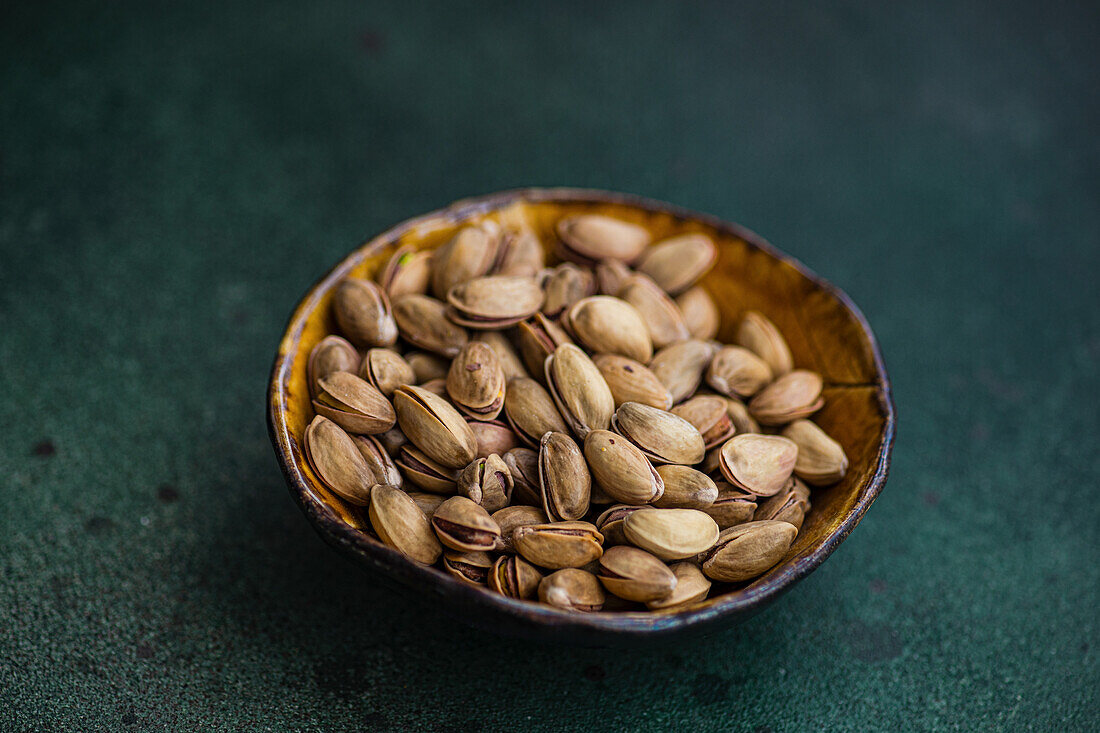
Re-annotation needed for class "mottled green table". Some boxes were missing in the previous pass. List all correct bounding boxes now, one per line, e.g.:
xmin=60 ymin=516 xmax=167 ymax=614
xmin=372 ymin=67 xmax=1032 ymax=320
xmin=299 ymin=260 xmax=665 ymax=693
xmin=2 ymin=1 xmax=1097 ymax=730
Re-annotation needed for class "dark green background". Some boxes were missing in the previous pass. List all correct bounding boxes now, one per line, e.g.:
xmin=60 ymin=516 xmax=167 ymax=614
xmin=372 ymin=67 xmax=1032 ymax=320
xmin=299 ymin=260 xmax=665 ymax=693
xmin=2 ymin=1 xmax=1097 ymax=730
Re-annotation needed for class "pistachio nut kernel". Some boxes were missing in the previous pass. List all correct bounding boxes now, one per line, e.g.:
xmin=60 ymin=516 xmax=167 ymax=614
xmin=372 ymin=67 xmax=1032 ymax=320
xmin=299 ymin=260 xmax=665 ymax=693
xmin=431 ymin=222 xmax=501 ymax=299
xmin=446 ymin=275 xmax=544 ymax=329
xmin=647 ymin=562 xmax=713 ymax=611
xmin=491 ymin=504 xmax=548 ymax=553
xmin=718 ymin=433 xmax=798 ymax=497
xmin=675 ymin=286 xmax=720 ymax=341
xmin=502 ymin=447 xmax=542 ymax=506
xmin=407 ymin=491 xmax=448 ymax=518
xmin=513 ymin=521 xmax=605 ymax=569
xmin=539 ymin=431 xmax=592 ymax=522
xmin=489 ymin=555 xmax=543 ymax=599
xmin=393 ymin=384 xmax=478 ymax=469
xmin=597 ymin=545 xmax=677 ymax=602
xmin=538 ymin=569 xmax=606 ymax=612
xmin=583 ymin=430 xmax=664 ymax=505
xmin=736 ymin=311 xmax=793 ymax=376
xmin=458 ymin=453 xmax=513 ymax=513
xmin=703 ymin=484 xmax=759 ymax=529
xmin=476 ymin=330 xmax=529 ymax=381
xmin=700 ymin=520 xmax=797 ymax=582
xmin=442 ymin=550 xmax=492 ymax=585
xmin=503 ymin=377 xmax=569 ymax=447
xmin=377 ymin=243 xmax=433 ymax=300
xmin=618 ymin=273 xmax=691 ymax=349
xmin=748 ymin=370 xmax=824 ymax=426
xmin=593 ymin=354 xmax=674 ymax=410
xmin=307 ymin=335 xmax=360 ymax=398
xmin=725 ymin=396 xmax=760 ymax=435
xmin=706 ymin=346 xmax=773 ymax=398
xmin=395 ymin=445 xmax=458 ymax=493
xmin=652 ymin=465 xmax=719 ymax=509
xmin=368 ymin=485 xmax=442 ymax=565
xmin=671 ymin=395 xmax=736 ymax=449
xmin=446 ymin=342 xmax=506 ymax=421
xmin=781 ymin=419 xmax=848 ymax=486
xmin=405 ymin=351 xmax=451 ymax=383
xmin=649 ymin=340 xmax=717 ymax=404
xmin=542 ymin=262 xmax=597 ymax=318
xmin=333 ymin=277 xmax=399 ymax=348
xmin=304 ymin=415 xmax=377 ymax=506
xmin=467 ymin=418 xmax=519 ymax=460
xmin=753 ymin=479 xmax=811 ymax=531
xmin=359 ymin=348 xmax=416 ymax=398
xmin=556 ymin=215 xmax=650 ymax=266
xmin=545 ymin=343 xmax=615 ymax=440
xmin=611 ymin=402 xmax=706 ymax=465
xmin=312 ymin=371 xmax=397 ymax=435
xmin=595 ymin=258 xmax=635 ymax=296
xmin=350 ymin=434 xmax=403 ymax=488
xmin=392 ymin=294 xmax=469 ymax=358
xmin=430 ymin=496 xmax=502 ymax=552
xmin=516 ymin=312 xmax=573 ymax=380
xmin=636 ymin=233 xmax=717 ymax=295
xmin=594 ymin=504 xmax=645 ymax=546
xmin=564 ymin=296 xmax=653 ymax=364
xmin=622 ymin=508 xmax=720 ymax=561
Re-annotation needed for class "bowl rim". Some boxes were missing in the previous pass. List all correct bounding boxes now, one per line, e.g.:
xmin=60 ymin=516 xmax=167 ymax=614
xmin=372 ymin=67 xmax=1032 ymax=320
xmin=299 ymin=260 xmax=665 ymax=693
xmin=267 ymin=187 xmax=896 ymax=637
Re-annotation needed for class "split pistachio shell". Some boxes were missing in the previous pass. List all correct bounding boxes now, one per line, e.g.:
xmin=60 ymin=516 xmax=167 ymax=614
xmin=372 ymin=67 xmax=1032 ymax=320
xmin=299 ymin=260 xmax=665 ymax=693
xmin=493 ymin=227 xmax=544 ymax=277
xmin=491 ymin=505 xmax=548 ymax=553
xmin=393 ymin=384 xmax=478 ymax=469
xmin=417 ymin=378 xmax=448 ymax=398
xmin=502 ymin=447 xmax=541 ymax=506
xmin=407 ymin=491 xmax=448 ymax=518
xmin=446 ymin=275 xmax=544 ymax=329
xmin=597 ymin=546 xmax=677 ymax=602
xmin=405 ymin=351 xmax=451 ymax=383
xmin=303 ymin=415 xmax=377 ymax=505
xmin=619 ymin=273 xmax=691 ymax=348
xmin=476 ymin=331 xmax=529 ymax=381
xmin=513 ymin=521 xmax=604 ymax=569
xmin=516 ymin=312 xmax=572 ymax=379
xmin=736 ymin=311 xmax=793 ymax=376
xmin=725 ymin=397 xmax=760 ymax=435
xmin=675 ymin=286 xmax=720 ymax=341
xmin=706 ymin=346 xmax=773 ymax=398
xmin=359 ymin=348 xmax=415 ymax=398
xmin=636 ymin=233 xmax=717 ymax=295
xmin=539 ymin=431 xmax=591 ymax=521
xmin=443 ymin=550 xmax=492 ymax=585
xmin=376 ymin=425 xmax=408 ymax=457
xmin=467 ymin=419 xmax=519 ymax=459
xmin=671 ymin=395 xmax=736 ymax=449
xmin=545 ymin=343 xmax=615 ymax=440
xmin=623 ymin=508 xmax=720 ymax=561
xmin=395 ymin=445 xmax=458 ymax=493
xmin=350 ymin=434 xmax=403 ymax=488
xmin=701 ymin=520 xmax=797 ymax=582
xmin=458 ymin=453 xmax=513 ymax=513
xmin=782 ymin=419 xmax=848 ymax=485
xmin=583 ymin=430 xmax=664 ymax=505
xmin=593 ymin=354 xmax=673 ymax=410
xmin=431 ymin=222 xmax=501 ymax=298
xmin=595 ymin=258 xmax=635 ymax=296
xmin=377 ymin=244 xmax=433 ymax=299
xmin=538 ymin=569 xmax=606 ymax=612
xmin=392 ymin=294 xmax=468 ymax=357
xmin=430 ymin=496 xmax=501 ymax=552
xmin=649 ymin=340 xmax=717 ymax=404
xmin=333 ymin=277 xmax=398 ymax=348
xmin=595 ymin=504 xmax=645 ymax=546
xmin=556 ymin=215 xmax=650 ymax=265
xmin=749 ymin=370 xmax=824 ymax=425
xmin=503 ymin=377 xmax=569 ymax=446
xmin=312 ymin=371 xmax=397 ymax=434
xmin=646 ymin=562 xmax=712 ymax=611
xmin=489 ymin=554 xmax=543 ymax=599
xmin=611 ymin=402 xmax=706 ymax=465
xmin=307 ymin=335 xmax=360 ymax=397
xmin=542 ymin=262 xmax=596 ymax=318
xmin=718 ymin=433 xmax=798 ymax=497
xmin=652 ymin=465 xmax=718 ymax=509
xmin=754 ymin=478 xmax=811 ymax=531
xmin=703 ymin=484 xmax=759 ymax=529
xmin=565 ymin=296 xmax=653 ymax=363
xmin=368 ymin=485 xmax=442 ymax=565
xmin=446 ymin=342 xmax=506 ymax=420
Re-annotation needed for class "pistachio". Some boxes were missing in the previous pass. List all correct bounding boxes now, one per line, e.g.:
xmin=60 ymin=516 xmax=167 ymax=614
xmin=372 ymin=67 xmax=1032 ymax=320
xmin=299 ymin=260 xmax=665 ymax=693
xmin=513 ymin=521 xmax=604 ymax=569
xmin=393 ymin=384 xmax=478 ymax=469
xmin=636 ymin=233 xmax=717 ymax=295
xmin=446 ymin=275 xmax=544 ymax=329
xmin=594 ymin=504 xmax=645 ymax=546
xmin=404 ymin=350 xmax=451 ymax=383
xmin=476 ymin=331 xmax=529 ymax=381
xmin=564 ymin=296 xmax=652 ymax=363
xmin=675 ymin=286 xmax=720 ymax=341
xmin=753 ymin=478 xmax=811 ymax=531
xmin=491 ymin=504 xmax=548 ymax=553
xmin=545 ymin=343 xmax=615 ymax=440
xmin=516 ymin=312 xmax=572 ymax=379
xmin=312 ymin=371 xmax=397 ymax=435
xmin=488 ymin=554 xmax=543 ymax=599
xmin=333 ymin=277 xmax=399 ymax=348
xmin=706 ymin=346 xmax=773 ymax=398
xmin=718 ymin=434 xmax=798 ymax=497
xmin=417 ymin=378 xmax=449 ymax=398
xmin=622 ymin=508 xmax=720 ymax=561
xmin=539 ymin=431 xmax=592 ymax=522
xmin=375 ymin=425 xmax=408 ymax=457
xmin=538 ymin=569 xmax=606 ymax=612
xmin=502 ymin=447 xmax=542 ymax=506
xmin=359 ymin=348 xmax=415 ymax=398
xmin=443 ymin=550 xmax=492 ymax=585
xmin=377 ymin=243 xmax=433 ymax=299
xmin=350 ymin=434 xmax=403 ymax=488
xmin=395 ymin=445 xmax=458 ymax=493
xmin=542 ymin=262 xmax=596 ymax=318
xmin=467 ymin=418 xmax=519 ymax=459
xmin=619 ymin=273 xmax=691 ymax=348
xmin=611 ymin=402 xmax=705 ymax=465
xmin=430 ymin=496 xmax=502 ymax=552
xmin=649 ymin=340 xmax=717 ymax=404
xmin=503 ymin=377 xmax=569 ymax=447
xmin=782 ymin=419 xmax=848 ymax=485
xmin=671 ymin=395 xmax=736 ymax=449
xmin=583 ymin=430 xmax=664 ymax=505
xmin=303 ymin=415 xmax=377 ymax=505
xmin=703 ymin=484 xmax=758 ymax=529
xmin=652 ymin=465 xmax=718 ymax=509
xmin=593 ymin=354 xmax=673 ymax=410
xmin=595 ymin=258 xmax=634 ymax=296
xmin=392 ymin=294 xmax=468 ymax=357
xmin=307 ymin=335 xmax=360 ymax=397
xmin=492 ymin=227 xmax=544 ymax=277
xmin=597 ymin=545 xmax=677 ymax=602
xmin=431 ymin=222 xmax=501 ymax=298
xmin=556 ymin=215 xmax=650 ymax=265
xmin=646 ymin=562 xmax=712 ymax=611
xmin=736 ymin=311 xmax=793 ymax=376
xmin=700 ymin=520 xmax=797 ymax=582
xmin=458 ymin=453 xmax=513 ymax=513
xmin=368 ymin=485 xmax=442 ymax=565
xmin=725 ymin=396 xmax=760 ymax=434
xmin=749 ymin=370 xmax=824 ymax=425
xmin=407 ymin=491 xmax=448 ymax=518
xmin=446 ymin=342 xmax=506 ymax=420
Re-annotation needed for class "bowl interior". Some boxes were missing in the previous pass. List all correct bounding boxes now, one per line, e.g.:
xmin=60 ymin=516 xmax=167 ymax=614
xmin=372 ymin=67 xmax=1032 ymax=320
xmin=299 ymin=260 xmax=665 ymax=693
xmin=268 ymin=188 xmax=894 ymax=637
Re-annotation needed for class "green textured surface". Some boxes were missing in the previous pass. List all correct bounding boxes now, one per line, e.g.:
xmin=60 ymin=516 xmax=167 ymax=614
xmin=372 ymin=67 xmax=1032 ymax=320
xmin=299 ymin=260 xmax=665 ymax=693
xmin=2 ymin=0 xmax=1098 ymax=730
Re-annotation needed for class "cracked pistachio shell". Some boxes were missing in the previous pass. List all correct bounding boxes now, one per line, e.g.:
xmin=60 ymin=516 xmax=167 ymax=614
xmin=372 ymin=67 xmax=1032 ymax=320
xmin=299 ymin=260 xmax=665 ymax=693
xmin=622 ymin=508 xmax=720 ymax=561
xmin=736 ymin=311 xmax=793 ymax=377
xmin=503 ymin=377 xmax=569 ymax=446
xmin=545 ymin=343 xmax=615 ymax=440
xmin=725 ymin=396 xmax=760 ymax=435
xmin=556 ymin=215 xmax=650 ymax=265
xmin=595 ymin=258 xmax=635 ymax=296
xmin=754 ymin=478 xmax=811 ymax=531
xmin=749 ymin=370 xmax=824 ymax=426
xmin=647 ymin=562 xmax=712 ymax=611
xmin=493 ymin=227 xmax=545 ymax=277
xmin=303 ymin=416 xmax=376 ymax=505
xmin=539 ymin=431 xmax=591 ymax=522
xmin=308 ymin=335 xmax=360 ymax=398
xmin=671 ymin=395 xmax=736 ymax=450
xmin=359 ymin=348 xmax=415 ymax=398
xmin=701 ymin=520 xmax=797 ymax=582
xmin=593 ymin=354 xmax=673 ymax=410
xmin=404 ymin=351 xmax=450 ymax=383
xmin=491 ymin=504 xmax=548 ymax=553
xmin=489 ymin=554 xmax=543 ymax=599
xmin=597 ymin=545 xmax=677 ymax=602
xmin=538 ymin=569 xmax=606 ymax=612
xmin=407 ymin=491 xmax=448 ymax=518
xmin=333 ymin=277 xmax=399 ymax=349
xmin=476 ymin=331 xmax=528 ymax=381
xmin=675 ymin=286 xmax=720 ymax=341
xmin=513 ymin=521 xmax=604 ymax=569
xmin=375 ymin=425 xmax=407 ymax=457
xmin=782 ymin=419 xmax=848 ymax=486
xmin=446 ymin=275 xmax=545 ymax=329
xmin=706 ymin=346 xmax=773 ymax=398
xmin=458 ymin=453 xmax=513 ymax=513
xmin=564 ymin=296 xmax=652 ymax=363
xmin=652 ymin=465 xmax=718 ymax=509
xmin=516 ymin=312 xmax=572 ymax=381
xmin=618 ymin=274 xmax=691 ymax=349
xmin=368 ymin=485 xmax=442 ymax=565
xmin=395 ymin=445 xmax=458 ymax=494
xmin=583 ymin=430 xmax=664 ymax=505
xmin=703 ymin=484 xmax=759 ymax=529
xmin=595 ymin=504 xmax=645 ymax=546
xmin=393 ymin=384 xmax=478 ymax=469
xmin=467 ymin=419 xmax=519 ymax=460
xmin=430 ymin=496 xmax=501 ymax=552
xmin=443 ymin=550 xmax=493 ymax=585
xmin=636 ymin=233 xmax=717 ymax=295
xmin=612 ymin=402 xmax=706 ymax=465
xmin=417 ymin=378 xmax=448 ymax=398
xmin=431 ymin=222 xmax=501 ymax=298
xmin=350 ymin=434 xmax=403 ymax=488
xmin=718 ymin=434 xmax=798 ymax=497
xmin=542 ymin=262 xmax=597 ymax=318
xmin=312 ymin=371 xmax=397 ymax=435
xmin=446 ymin=342 xmax=506 ymax=420
xmin=649 ymin=340 xmax=717 ymax=404
xmin=392 ymin=294 xmax=468 ymax=357
xmin=502 ymin=447 xmax=541 ymax=506
xmin=377 ymin=243 xmax=433 ymax=300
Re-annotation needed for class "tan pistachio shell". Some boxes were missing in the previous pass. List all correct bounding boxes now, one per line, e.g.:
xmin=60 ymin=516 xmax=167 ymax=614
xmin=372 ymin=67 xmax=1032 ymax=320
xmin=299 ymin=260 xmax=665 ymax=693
xmin=725 ymin=396 xmax=760 ymax=434
xmin=749 ymin=370 xmax=824 ymax=426
xmin=359 ymin=348 xmax=415 ymax=398
xmin=312 ymin=371 xmax=397 ymax=435
xmin=407 ymin=491 xmax=448 ymax=518
xmin=736 ymin=311 xmax=793 ymax=376
xmin=375 ymin=425 xmax=408 ymax=457
xmin=636 ymin=233 xmax=717 ymax=295
xmin=442 ymin=550 xmax=493 ymax=585
xmin=652 ymin=465 xmax=718 ymax=509
xmin=491 ymin=504 xmax=548 ymax=553
xmin=303 ymin=415 xmax=377 ymax=505
xmin=701 ymin=520 xmax=797 ymax=582
xmin=513 ymin=521 xmax=604 ymax=569
xmin=564 ymin=296 xmax=653 ymax=363
xmin=618 ymin=273 xmax=691 ymax=348
xmin=646 ymin=562 xmax=712 ymax=611
xmin=394 ymin=445 xmax=458 ymax=494
xmin=392 ymin=294 xmax=468 ymax=357
xmin=467 ymin=418 xmax=519 ymax=459
xmin=493 ymin=227 xmax=545 ymax=277
xmin=458 ymin=453 xmax=513 ymax=513
xmin=542 ymin=262 xmax=596 ymax=318
xmin=430 ymin=496 xmax=501 ymax=552
xmin=595 ymin=258 xmax=635 ymax=296
xmin=556 ymin=215 xmax=650 ymax=265
xmin=545 ymin=343 xmax=615 ymax=440
xmin=431 ymin=222 xmax=501 ymax=298
xmin=476 ymin=331 xmax=529 ymax=381
xmin=503 ymin=377 xmax=569 ymax=447
xmin=649 ymin=340 xmax=717 ymax=404
xmin=404 ymin=351 xmax=451 ymax=383
xmin=377 ymin=244 xmax=433 ymax=300
xmin=333 ymin=277 xmax=398 ymax=348
xmin=782 ymin=419 xmax=848 ymax=485
xmin=307 ymin=335 xmax=360 ymax=397
xmin=446 ymin=275 xmax=544 ymax=329
xmin=622 ymin=508 xmax=720 ymax=561
xmin=502 ymin=447 xmax=542 ymax=506
xmin=349 ymin=434 xmax=403 ymax=488
xmin=368 ymin=485 xmax=442 ymax=565
xmin=597 ymin=545 xmax=677 ymax=602
xmin=706 ymin=346 xmax=773 ymax=398
xmin=538 ymin=569 xmax=607 ymax=612
xmin=583 ymin=430 xmax=664 ymax=505
xmin=703 ymin=483 xmax=759 ymax=529
xmin=754 ymin=478 xmax=811 ymax=531
xmin=489 ymin=555 xmax=543 ymax=599
xmin=594 ymin=504 xmax=645 ymax=546
xmin=393 ymin=384 xmax=478 ymax=469
xmin=671 ymin=395 xmax=736 ymax=450
xmin=611 ymin=402 xmax=706 ymax=465
xmin=675 ymin=286 xmax=720 ymax=341
xmin=516 ymin=312 xmax=573 ymax=379
xmin=539 ymin=431 xmax=592 ymax=522
xmin=593 ymin=354 xmax=674 ymax=410
xmin=718 ymin=433 xmax=798 ymax=497
xmin=446 ymin=342 xmax=506 ymax=420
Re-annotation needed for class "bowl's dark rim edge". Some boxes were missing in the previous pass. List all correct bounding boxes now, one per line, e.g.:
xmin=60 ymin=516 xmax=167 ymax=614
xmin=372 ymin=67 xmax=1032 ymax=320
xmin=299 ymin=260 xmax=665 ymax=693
xmin=266 ymin=187 xmax=897 ymax=638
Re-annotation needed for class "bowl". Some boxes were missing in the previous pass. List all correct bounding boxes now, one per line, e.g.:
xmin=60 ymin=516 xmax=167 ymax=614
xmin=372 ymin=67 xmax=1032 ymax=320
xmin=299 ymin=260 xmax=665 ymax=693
xmin=267 ymin=188 xmax=895 ymax=644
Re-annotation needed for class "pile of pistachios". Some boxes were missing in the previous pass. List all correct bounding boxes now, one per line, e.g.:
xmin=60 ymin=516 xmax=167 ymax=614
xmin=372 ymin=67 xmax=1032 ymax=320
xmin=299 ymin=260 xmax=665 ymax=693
xmin=303 ymin=213 xmax=849 ymax=613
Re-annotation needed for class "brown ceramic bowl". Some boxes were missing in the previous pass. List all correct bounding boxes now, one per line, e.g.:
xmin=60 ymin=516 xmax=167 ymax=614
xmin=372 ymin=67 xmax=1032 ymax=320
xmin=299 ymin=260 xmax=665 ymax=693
xmin=267 ymin=188 xmax=895 ymax=644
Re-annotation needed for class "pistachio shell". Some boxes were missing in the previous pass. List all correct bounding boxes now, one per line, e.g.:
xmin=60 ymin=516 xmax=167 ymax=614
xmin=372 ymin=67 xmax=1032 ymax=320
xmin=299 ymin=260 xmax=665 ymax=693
xmin=565 ymin=296 xmax=653 ymax=363
xmin=377 ymin=244 xmax=433 ymax=299
xmin=503 ymin=377 xmax=569 ymax=446
xmin=718 ymin=433 xmax=798 ymax=497
xmin=706 ymin=346 xmax=773 ymax=398
xmin=619 ymin=274 xmax=691 ymax=348
xmin=458 ymin=453 xmax=513 ymax=513
xmin=489 ymin=555 xmax=543 ymax=599
xmin=303 ymin=415 xmax=377 ymax=505
xmin=736 ymin=311 xmax=793 ymax=376
xmin=675 ymin=286 xmax=720 ymax=341
xmin=594 ymin=504 xmax=645 ymax=546
xmin=394 ymin=445 xmax=458 ymax=493
xmin=312 ymin=371 xmax=397 ymax=435
xmin=646 ymin=562 xmax=712 ymax=611
xmin=502 ymin=447 xmax=542 ymax=506
xmin=368 ymin=485 xmax=442 ymax=565
xmin=492 ymin=227 xmax=545 ymax=277
xmin=753 ymin=478 xmax=811 ymax=531
xmin=782 ymin=419 xmax=848 ymax=486
xmin=467 ymin=419 xmax=519 ymax=459
xmin=443 ymin=550 xmax=493 ymax=585
xmin=636 ymin=233 xmax=717 ymax=295
xmin=556 ymin=215 xmax=650 ymax=265
xmin=350 ymin=434 xmax=403 ymax=488
xmin=407 ymin=491 xmax=448 ymax=518
xmin=545 ymin=343 xmax=615 ymax=440
xmin=593 ymin=354 xmax=674 ymax=410
xmin=513 ymin=521 xmax=604 ymax=569
xmin=700 ymin=520 xmax=797 ymax=582
xmin=622 ymin=508 xmax=720 ymax=561
xmin=491 ymin=504 xmax=548 ymax=553
xmin=671 ymin=395 xmax=736 ymax=449
xmin=404 ymin=351 xmax=451 ymax=383
xmin=539 ymin=431 xmax=592 ymax=522
xmin=597 ymin=545 xmax=677 ymax=602
xmin=652 ymin=465 xmax=718 ymax=509
xmin=446 ymin=275 xmax=545 ymax=329
xmin=538 ymin=569 xmax=606 ymax=612
xmin=476 ymin=331 xmax=529 ymax=381
xmin=392 ymin=294 xmax=468 ymax=357
xmin=725 ymin=397 xmax=760 ymax=434
xmin=542 ymin=262 xmax=596 ymax=318
xmin=583 ymin=430 xmax=664 ymax=505
xmin=431 ymin=222 xmax=501 ymax=298
xmin=393 ymin=384 xmax=478 ymax=469
xmin=375 ymin=425 xmax=408 ymax=457
xmin=446 ymin=342 xmax=506 ymax=420
xmin=430 ymin=496 xmax=501 ymax=552
xmin=359 ymin=348 xmax=415 ymax=398
xmin=611 ymin=402 xmax=706 ymax=465
xmin=333 ymin=277 xmax=398 ymax=348
xmin=307 ymin=335 xmax=360 ymax=397
xmin=703 ymin=484 xmax=758 ymax=529
xmin=649 ymin=340 xmax=717 ymax=404
xmin=595 ymin=258 xmax=635 ymax=296
xmin=516 ymin=313 xmax=572 ymax=379
xmin=748 ymin=370 xmax=824 ymax=425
